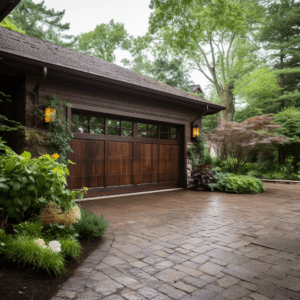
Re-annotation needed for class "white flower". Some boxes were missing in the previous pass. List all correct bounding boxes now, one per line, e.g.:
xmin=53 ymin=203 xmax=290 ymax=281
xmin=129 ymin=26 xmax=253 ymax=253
xmin=35 ymin=238 xmax=45 ymax=247
xmin=48 ymin=240 xmax=61 ymax=253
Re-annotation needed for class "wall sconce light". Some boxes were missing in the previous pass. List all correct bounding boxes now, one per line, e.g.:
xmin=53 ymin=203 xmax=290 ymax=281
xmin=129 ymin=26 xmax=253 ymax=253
xmin=45 ymin=107 xmax=56 ymax=123
xmin=192 ymin=124 xmax=200 ymax=139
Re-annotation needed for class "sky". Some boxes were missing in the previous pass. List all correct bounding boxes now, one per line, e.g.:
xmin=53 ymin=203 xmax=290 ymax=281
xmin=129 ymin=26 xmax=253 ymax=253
xmin=32 ymin=0 xmax=209 ymax=91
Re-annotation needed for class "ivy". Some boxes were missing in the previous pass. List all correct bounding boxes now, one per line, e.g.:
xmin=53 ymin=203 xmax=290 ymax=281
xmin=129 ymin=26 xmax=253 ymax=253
xmin=187 ymin=136 xmax=206 ymax=168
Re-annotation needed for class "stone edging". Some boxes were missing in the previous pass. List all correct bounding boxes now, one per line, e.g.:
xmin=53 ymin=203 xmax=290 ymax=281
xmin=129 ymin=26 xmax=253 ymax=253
xmin=50 ymin=228 xmax=114 ymax=300
xmin=261 ymin=179 xmax=300 ymax=185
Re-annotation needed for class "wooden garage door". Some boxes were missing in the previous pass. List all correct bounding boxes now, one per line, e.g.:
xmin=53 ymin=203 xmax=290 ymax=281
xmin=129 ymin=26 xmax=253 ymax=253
xmin=68 ymin=115 xmax=180 ymax=196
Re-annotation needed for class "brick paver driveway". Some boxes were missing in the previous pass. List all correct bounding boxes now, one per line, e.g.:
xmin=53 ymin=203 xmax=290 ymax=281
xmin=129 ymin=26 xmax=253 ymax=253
xmin=53 ymin=183 xmax=300 ymax=300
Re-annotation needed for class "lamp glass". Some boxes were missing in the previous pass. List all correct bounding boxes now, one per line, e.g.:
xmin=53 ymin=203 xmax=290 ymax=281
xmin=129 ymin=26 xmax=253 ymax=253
xmin=45 ymin=107 xmax=56 ymax=123
xmin=193 ymin=127 xmax=200 ymax=138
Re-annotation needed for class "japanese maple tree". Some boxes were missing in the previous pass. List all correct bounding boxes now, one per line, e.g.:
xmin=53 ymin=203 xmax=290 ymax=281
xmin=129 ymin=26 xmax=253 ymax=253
xmin=208 ymin=115 xmax=289 ymax=174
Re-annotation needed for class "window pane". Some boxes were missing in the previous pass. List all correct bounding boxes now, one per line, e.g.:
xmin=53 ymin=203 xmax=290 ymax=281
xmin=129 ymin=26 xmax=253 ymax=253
xmin=108 ymin=127 xmax=119 ymax=135
xmin=90 ymin=117 xmax=104 ymax=125
xmin=170 ymin=134 xmax=177 ymax=140
xmin=148 ymin=124 xmax=157 ymax=131
xmin=170 ymin=127 xmax=177 ymax=134
xmin=148 ymin=131 xmax=157 ymax=139
xmin=138 ymin=131 xmax=147 ymax=138
xmin=121 ymin=121 xmax=132 ymax=129
xmin=160 ymin=126 xmax=168 ymax=132
xmin=73 ymin=115 xmax=88 ymax=124
xmin=90 ymin=126 xmax=104 ymax=134
xmin=121 ymin=129 xmax=132 ymax=137
xmin=138 ymin=123 xmax=147 ymax=130
xmin=73 ymin=124 xmax=88 ymax=133
xmin=160 ymin=133 xmax=168 ymax=139
xmin=108 ymin=119 xmax=120 ymax=127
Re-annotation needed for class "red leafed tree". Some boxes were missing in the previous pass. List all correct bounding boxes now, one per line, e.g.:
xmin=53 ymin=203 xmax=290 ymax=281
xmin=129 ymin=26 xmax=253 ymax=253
xmin=208 ymin=115 xmax=289 ymax=174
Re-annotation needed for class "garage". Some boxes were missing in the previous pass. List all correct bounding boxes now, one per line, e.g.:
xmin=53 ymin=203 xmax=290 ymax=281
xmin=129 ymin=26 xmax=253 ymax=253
xmin=68 ymin=112 xmax=181 ymax=196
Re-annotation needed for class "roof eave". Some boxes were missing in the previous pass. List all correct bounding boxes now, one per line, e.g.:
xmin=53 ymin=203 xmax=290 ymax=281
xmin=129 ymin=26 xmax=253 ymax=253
xmin=0 ymin=0 xmax=21 ymax=22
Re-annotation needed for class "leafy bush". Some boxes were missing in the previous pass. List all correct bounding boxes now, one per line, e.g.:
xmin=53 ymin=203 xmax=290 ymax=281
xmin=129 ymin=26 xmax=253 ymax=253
xmin=0 ymin=229 xmax=13 ymax=254
xmin=13 ymin=221 xmax=43 ymax=238
xmin=74 ymin=209 xmax=108 ymax=240
xmin=209 ymin=168 xmax=265 ymax=194
xmin=45 ymin=223 xmax=78 ymax=240
xmin=0 ymin=146 xmax=86 ymax=225
xmin=4 ymin=235 xmax=65 ymax=276
xmin=60 ymin=238 xmax=82 ymax=262
xmin=39 ymin=202 xmax=81 ymax=227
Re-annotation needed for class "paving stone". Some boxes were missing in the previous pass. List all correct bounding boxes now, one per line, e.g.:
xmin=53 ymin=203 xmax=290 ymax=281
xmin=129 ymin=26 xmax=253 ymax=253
xmin=121 ymin=288 xmax=145 ymax=300
xmin=240 ymin=281 xmax=259 ymax=291
xmin=200 ymin=262 xmax=225 ymax=276
xmin=205 ymin=249 xmax=249 ymax=265
xmin=112 ymin=275 xmax=141 ymax=289
xmin=167 ymin=254 xmax=189 ymax=264
xmin=92 ymin=279 xmax=124 ymax=296
xmin=248 ymin=293 xmax=271 ymax=300
xmin=192 ymin=288 xmax=217 ymax=299
xmin=137 ymin=286 xmax=162 ymax=299
xmin=182 ymin=275 xmax=208 ymax=288
xmin=200 ymin=274 xmax=217 ymax=284
xmin=277 ymin=275 xmax=300 ymax=292
xmin=158 ymin=283 xmax=187 ymax=299
xmin=173 ymin=264 xmax=203 ymax=277
xmin=101 ymin=295 xmax=125 ymax=300
xmin=155 ymin=269 xmax=186 ymax=283
xmin=131 ymin=261 xmax=149 ymax=268
xmin=56 ymin=290 xmax=76 ymax=299
xmin=142 ymin=265 xmax=159 ymax=275
xmin=75 ymin=290 xmax=102 ymax=300
xmin=217 ymin=276 xmax=241 ymax=288
xmin=185 ymin=238 xmax=204 ymax=245
xmin=172 ymin=281 xmax=198 ymax=293
xmin=222 ymin=285 xmax=250 ymax=300
xmin=206 ymin=282 xmax=225 ymax=293
xmin=154 ymin=261 xmax=174 ymax=270
xmin=191 ymin=254 xmax=210 ymax=264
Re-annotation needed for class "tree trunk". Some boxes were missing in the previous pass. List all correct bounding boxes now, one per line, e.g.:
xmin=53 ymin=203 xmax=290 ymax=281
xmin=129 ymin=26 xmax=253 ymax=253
xmin=1 ymin=214 xmax=8 ymax=229
xmin=280 ymin=54 xmax=284 ymax=110
xmin=279 ymin=145 xmax=286 ymax=165
xmin=219 ymin=86 xmax=234 ymax=122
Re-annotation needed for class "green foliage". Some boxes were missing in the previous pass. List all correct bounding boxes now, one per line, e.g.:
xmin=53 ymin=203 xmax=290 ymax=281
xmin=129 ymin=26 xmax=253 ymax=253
xmin=188 ymin=136 xmax=206 ymax=168
xmin=4 ymin=235 xmax=65 ymax=277
xmin=273 ymin=107 xmax=300 ymax=172
xmin=77 ymin=19 xmax=130 ymax=63
xmin=0 ymin=229 xmax=13 ymax=254
xmin=45 ymin=223 xmax=78 ymax=241
xmin=13 ymin=221 xmax=43 ymax=238
xmin=0 ymin=17 xmax=25 ymax=33
xmin=9 ymin=0 xmax=76 ymax=47
xmin=209 ymin=169 xmax=265 ymax=194
xmin=0 ymin=146 xmax=85 ymax=224
xmin=31 ymin=94 xmax=73 ymax=162
xmin=74 ymin=209 xmax=108 ymax=240
xmin=60 ymin=238 xmax=82 ymax=262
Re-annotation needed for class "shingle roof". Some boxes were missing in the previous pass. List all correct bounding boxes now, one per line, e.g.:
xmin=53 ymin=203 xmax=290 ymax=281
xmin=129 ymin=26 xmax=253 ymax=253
xmin=0 ymin=27 xmax=225 ymax=111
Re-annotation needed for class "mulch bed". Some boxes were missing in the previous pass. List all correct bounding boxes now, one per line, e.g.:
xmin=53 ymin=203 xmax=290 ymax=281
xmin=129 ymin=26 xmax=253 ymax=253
xmin=0 ymin=230 xmax=103 ymax=300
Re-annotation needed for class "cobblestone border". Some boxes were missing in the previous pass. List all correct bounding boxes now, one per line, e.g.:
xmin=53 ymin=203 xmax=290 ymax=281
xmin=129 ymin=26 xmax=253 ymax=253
xmin=261 ymin=179 xmax=300 ymax=185
xmin=50 ymin=228 xmax=114 ymax=300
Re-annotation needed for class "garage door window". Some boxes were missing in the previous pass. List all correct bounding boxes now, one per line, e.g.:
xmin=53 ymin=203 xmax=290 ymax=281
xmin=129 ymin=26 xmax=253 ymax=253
xmin=108 ymin=119 xmax=133 ymax=137
xmin=138 ymin=123 xmax=158 ymax=139
xmin=73 ymin=115 xmax=104 ymax=134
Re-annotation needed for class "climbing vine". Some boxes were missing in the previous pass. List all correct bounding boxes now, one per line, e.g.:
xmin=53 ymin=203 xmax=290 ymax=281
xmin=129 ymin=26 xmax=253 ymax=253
xmin=188 ymin=135 xmax=212 ymax=168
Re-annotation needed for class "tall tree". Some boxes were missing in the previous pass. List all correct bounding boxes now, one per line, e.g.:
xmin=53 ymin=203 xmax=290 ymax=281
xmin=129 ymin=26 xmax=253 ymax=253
xmin=148 ymin=0 xmax=264 ymax=121
xmin=9 ymin=0 xmax=76 ymax=47
xmin=258 ymin=0 xmax=300 ymax=110
xmin=77 ymin=19 xmax=131 ymax=63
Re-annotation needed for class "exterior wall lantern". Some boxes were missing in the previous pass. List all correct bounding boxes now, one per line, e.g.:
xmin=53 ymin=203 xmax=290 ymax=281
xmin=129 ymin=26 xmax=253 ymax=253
xmin=192 ymin=124 xmax=200 ymax=139
xmin=45 ymin=107 xmax=56 ymax=123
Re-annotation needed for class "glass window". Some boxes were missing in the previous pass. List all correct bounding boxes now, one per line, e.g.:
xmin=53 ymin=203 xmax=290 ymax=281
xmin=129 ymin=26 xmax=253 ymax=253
xmin=138 ymin=123 xmax=147 ymax=130
xmin=73 ymin=124 xmax=88 ymax=133
xmin=138 ymin=131 xmax=147 ymax=138
xmin=121 ymin=129 xmax=132 ymax=137
xmin=160 ymin=126 xmax=168 ymax=132
xmin=148 ymin=124 xmax=157 ymax=130
xmin=160 ymin=133 xmax=168 ymax=139
xmin=108 ymin=119 xmax=120 ymax=127
xmin=170 ymin=134 xmax=177 ymax=140
xmin=148 ymin=131 xmax=157 ymax=139
xmin=90 ymin=126 xmax=104 ymax=134
xmin=73 ymin=115 xmax=88 ymax=123
xmin=170 ymin=127 xmax=177 ymax=134
xmin=107 ymin=127 xmax=119 ymax=135
xmin=121 ymin=121 xmax=132 ymax=128
xmin=90 ymin=117 xmax=104 ymax=125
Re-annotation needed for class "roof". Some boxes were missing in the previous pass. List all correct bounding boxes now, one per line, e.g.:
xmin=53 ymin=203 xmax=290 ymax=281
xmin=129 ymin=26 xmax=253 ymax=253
xmin=190 ymin=85 xmax=205 ymax=95
xmin=0 ymin=0 xmax=20 ymax=22
xmin=0 ymin=27 xmax=226 ymax=112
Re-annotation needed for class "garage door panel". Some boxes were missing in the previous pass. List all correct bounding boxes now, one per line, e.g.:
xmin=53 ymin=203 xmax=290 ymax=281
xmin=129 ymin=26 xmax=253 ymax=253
xmin=159 ymin=144 xmax=179 ymax=183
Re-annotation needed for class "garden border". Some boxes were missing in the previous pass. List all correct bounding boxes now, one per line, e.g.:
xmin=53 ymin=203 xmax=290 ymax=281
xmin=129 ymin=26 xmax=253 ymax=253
xmin=261 ymin=179 xmax=300 ymax=185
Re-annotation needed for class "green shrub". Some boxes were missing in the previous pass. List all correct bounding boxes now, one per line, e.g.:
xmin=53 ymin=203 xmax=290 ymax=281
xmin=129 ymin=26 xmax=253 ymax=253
xmin=204 ymin=149 xmax=213 ymax=165
xmin=209 ymin=169 xmax=265 ymax=194
xmin=45 ymin=223 xmax=78 ymax=241
xmin=0 ymin=145 xmax=86 ymax=223
xmin=13 ymin=221 xmax=43 ymax=238
xmin=4 ymin=235 xmax=65 ymax=276
xmin=0 ymin=229 xmax=13 ymax=254
xmin=60 ymin=238 xmax=82 ymax=262
xmin=74 ymin=209 xmax=108 ymax=240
